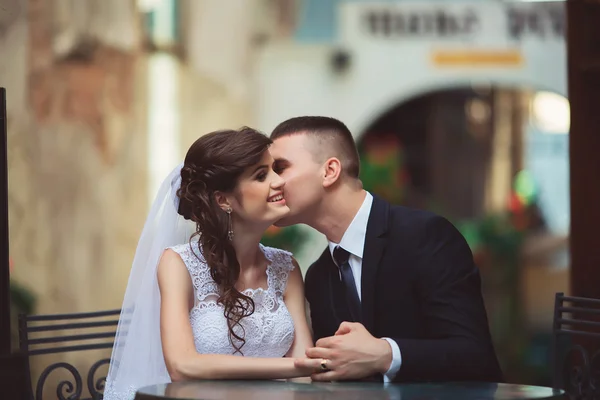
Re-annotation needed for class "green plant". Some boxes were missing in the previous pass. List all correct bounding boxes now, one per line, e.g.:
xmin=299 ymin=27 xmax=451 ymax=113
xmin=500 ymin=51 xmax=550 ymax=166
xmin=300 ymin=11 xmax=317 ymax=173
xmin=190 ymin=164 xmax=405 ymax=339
xmin=260 ymin=225 xmax=308 ymax=255
xmin=8 ymin=258 xmax=37 ymax=350
xmin=10 ymin=281 xmax=36 ymax=315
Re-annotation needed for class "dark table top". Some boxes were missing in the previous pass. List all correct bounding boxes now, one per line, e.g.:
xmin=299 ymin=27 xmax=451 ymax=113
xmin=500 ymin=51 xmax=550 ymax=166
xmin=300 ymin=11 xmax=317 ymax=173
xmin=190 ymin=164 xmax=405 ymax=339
xmin=135 ymin=381 xmax=565 ymax=400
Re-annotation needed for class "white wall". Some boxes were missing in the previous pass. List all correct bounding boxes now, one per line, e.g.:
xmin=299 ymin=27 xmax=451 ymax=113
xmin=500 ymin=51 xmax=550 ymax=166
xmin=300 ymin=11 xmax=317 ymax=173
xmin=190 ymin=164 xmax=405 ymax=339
xmin=256 ymin=1 xmax=566 ymax=137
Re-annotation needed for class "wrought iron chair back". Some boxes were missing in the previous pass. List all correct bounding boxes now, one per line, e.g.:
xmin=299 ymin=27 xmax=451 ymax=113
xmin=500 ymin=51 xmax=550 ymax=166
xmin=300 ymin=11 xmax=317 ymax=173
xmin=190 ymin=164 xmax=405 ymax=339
xmin=18 ymin=309 xmax=120 ymax=400
xmin=552 ymin=292 xmax=600 ymax=400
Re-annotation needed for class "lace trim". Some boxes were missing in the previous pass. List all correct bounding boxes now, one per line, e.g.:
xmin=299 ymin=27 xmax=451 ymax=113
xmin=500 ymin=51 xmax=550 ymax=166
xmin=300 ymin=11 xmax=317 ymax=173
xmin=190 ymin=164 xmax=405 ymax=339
xmin=103 ymin=380 xmax=137 ymax=400
xmin=263 ymin=244 xmax=294 ymax=295
xmin=169 ymin=243 xmax=294 ymax=303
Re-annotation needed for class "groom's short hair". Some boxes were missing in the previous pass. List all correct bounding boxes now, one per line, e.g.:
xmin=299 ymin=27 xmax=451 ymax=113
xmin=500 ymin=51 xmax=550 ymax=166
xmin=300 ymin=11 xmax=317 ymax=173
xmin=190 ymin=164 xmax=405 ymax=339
xmin=270 ymin=116 xmax=360 ymax=178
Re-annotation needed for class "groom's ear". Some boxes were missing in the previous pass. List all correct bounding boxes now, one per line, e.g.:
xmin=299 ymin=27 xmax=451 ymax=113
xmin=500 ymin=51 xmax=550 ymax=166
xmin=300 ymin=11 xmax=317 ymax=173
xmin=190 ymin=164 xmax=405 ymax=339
xmin=214 ymin=191 xmax=232 ymax=211
xmin=322 ymin=157 xmax=342 ymax=188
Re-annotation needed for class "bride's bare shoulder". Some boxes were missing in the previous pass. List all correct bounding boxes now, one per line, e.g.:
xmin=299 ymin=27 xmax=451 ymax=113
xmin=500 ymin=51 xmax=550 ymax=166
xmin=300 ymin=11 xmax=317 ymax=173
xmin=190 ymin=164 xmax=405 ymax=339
xmin=157 ymin=248 xmax=189 ymax=284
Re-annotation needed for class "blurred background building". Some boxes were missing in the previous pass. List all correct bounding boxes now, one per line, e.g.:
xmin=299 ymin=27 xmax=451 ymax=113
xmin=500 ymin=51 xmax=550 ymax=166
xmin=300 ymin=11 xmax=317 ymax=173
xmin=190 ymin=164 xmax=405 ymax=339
xmin=1 ymin=0 xmax=570 ymax=392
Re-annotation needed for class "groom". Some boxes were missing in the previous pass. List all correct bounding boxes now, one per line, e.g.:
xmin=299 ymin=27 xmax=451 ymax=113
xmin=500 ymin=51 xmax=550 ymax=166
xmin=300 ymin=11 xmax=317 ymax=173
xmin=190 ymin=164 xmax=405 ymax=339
xmin=269 ymin=116 xmax=503 ymax=383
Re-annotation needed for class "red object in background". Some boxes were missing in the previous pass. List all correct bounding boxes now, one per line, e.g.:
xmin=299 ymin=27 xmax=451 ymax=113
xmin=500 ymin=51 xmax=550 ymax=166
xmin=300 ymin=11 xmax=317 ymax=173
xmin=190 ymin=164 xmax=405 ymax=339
xmin=264 ymin=225 xmax=281 ymax=237
xmin=507 ymin=191 xmax=525 ymax=214
xmin=507 ymin=191 xmax=530 ymax=231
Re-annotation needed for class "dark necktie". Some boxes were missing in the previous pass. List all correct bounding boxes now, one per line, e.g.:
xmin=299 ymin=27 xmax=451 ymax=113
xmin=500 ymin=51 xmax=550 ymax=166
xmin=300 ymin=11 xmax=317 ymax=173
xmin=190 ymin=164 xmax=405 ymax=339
xmin=333 ymin=246 xmax=362 ymax=322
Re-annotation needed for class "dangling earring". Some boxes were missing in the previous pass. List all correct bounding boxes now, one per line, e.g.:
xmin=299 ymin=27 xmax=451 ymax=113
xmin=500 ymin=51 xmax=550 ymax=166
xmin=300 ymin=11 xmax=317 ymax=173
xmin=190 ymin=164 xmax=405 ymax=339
xmin=226 ymin=208 xmax=234 ymax=241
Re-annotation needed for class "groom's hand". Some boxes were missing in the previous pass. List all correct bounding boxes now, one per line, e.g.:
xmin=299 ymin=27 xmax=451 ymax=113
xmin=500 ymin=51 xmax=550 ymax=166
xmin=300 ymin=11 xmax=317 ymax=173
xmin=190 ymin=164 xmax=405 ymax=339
xmin=297 ymin=322 xmax=392 ymax=382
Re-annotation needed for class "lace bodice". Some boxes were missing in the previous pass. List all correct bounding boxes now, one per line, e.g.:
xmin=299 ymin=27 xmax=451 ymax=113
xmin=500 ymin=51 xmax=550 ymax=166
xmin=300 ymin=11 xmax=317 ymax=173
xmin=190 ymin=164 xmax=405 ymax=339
xmin=169 ymin=243 xmax=296 ymax=357
xmin=104 ymin=243 xmax=296 ymax=400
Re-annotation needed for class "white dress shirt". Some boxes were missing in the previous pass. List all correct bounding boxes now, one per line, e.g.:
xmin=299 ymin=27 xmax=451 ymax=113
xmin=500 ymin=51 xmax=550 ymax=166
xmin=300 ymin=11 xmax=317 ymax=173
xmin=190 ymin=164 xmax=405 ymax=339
xmin=327 ymin=192 xmax=402 ymax=382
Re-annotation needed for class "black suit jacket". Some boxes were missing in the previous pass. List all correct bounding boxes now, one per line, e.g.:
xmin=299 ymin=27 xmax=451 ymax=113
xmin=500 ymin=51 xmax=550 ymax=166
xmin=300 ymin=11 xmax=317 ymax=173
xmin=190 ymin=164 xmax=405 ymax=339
xmin=304 ymin=195 xmax=503 ymax=383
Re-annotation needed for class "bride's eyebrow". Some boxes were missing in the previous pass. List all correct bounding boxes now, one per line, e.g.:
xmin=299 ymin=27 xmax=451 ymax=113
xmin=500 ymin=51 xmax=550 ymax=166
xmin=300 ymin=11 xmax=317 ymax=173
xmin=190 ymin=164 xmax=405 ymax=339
xmin=251 ymin=164 xmax=268 ymax=175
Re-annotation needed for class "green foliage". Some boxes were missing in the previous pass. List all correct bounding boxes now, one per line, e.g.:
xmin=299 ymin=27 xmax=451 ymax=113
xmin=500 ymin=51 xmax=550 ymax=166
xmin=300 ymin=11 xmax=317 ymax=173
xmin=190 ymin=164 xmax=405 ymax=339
xmin=260 ymin=225 xmax=309 ymax=255
xmin=10 ymin=281 xmax=36 ymax=315
xmin=10 ymin=280 xmax=36 ymax=350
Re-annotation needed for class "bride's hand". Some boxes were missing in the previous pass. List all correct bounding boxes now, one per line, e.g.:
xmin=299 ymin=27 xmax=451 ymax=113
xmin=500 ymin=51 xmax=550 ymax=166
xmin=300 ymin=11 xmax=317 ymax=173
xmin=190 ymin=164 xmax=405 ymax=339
xmin=294 ymin=357 xmax=327 ymax=376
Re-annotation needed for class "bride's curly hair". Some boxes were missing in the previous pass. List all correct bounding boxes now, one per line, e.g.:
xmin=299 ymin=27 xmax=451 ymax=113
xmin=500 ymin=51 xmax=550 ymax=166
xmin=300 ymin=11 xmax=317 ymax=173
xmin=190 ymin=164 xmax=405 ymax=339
xmin=176 ymin=127 xmax=272 ymax=354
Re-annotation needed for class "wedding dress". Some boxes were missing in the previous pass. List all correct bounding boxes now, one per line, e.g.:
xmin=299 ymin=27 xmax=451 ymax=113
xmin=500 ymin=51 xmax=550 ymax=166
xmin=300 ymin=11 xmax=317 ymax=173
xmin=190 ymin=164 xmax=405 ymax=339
xmin=104 ymin=242 xmax=296 ymax=400
xmin=169 ymin=242 xmax=296 ymax=357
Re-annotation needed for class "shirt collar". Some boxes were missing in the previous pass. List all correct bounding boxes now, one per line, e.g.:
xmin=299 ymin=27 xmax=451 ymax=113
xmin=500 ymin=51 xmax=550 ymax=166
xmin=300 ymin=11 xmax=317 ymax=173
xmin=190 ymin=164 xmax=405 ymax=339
xmin=328 ymin=192 xmax=374 ymax=261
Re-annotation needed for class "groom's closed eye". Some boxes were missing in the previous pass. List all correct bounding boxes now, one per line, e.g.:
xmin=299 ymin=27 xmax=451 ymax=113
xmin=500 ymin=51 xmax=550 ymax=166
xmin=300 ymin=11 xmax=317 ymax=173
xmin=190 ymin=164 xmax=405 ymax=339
xmin=273 ymin=160 xmax=289 ymax=174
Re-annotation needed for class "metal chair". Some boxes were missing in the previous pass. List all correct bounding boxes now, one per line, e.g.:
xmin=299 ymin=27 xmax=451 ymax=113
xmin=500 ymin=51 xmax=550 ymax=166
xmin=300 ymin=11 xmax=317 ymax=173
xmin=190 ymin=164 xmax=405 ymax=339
xmin=552 ymin=292 xmax=600 ymax=400
xmin=18 ymin=309 xmax=120 ymax=400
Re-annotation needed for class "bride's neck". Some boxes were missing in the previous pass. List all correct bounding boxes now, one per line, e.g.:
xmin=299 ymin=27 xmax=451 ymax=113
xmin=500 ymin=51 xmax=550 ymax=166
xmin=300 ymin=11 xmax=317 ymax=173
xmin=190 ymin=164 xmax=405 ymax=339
xmin=230 ymin=225 xmax=265 ymax=271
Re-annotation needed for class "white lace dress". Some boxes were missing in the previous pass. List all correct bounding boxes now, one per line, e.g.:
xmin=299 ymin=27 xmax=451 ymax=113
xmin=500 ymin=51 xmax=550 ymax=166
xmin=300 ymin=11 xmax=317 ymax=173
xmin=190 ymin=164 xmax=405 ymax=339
xmin=104 ymin=243 xmax=296 ymax=400
xmin=170 ymin=243 xmax=296 ymax=357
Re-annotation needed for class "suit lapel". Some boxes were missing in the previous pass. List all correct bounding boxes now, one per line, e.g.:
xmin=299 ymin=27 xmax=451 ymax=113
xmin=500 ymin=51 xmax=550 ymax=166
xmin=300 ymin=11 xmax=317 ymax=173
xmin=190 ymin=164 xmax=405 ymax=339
xmin=361 ymin=196 xmax=390 ymax=333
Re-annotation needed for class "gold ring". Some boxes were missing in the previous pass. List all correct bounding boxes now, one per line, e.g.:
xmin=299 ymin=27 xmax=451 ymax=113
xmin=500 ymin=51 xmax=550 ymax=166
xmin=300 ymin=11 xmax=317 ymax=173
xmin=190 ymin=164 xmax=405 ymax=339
xmin=320 ymin=359 xmax=329 ymax=371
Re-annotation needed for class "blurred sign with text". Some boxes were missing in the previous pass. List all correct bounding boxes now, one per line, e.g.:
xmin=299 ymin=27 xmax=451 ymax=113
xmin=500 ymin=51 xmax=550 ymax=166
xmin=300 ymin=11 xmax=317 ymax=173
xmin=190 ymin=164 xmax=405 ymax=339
xmin=340 ymin=1 xmax=564 ymax=68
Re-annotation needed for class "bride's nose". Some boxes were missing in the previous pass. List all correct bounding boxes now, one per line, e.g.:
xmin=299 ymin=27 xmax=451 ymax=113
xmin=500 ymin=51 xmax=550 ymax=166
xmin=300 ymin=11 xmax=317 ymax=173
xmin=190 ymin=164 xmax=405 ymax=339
xmin=271 ymin=174 xmax=285 ymax=190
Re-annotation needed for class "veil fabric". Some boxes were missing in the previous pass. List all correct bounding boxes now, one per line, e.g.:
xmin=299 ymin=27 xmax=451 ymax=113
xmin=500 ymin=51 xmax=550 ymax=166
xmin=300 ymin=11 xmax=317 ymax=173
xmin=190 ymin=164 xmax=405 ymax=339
xmin=104 ymin=163 xmax=196 ymax=400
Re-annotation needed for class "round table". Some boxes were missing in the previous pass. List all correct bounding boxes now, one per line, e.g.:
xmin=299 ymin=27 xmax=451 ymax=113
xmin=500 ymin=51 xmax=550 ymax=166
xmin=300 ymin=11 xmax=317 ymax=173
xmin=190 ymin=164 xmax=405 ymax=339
xmin=135 ymin=381 xmax=566 ymax=400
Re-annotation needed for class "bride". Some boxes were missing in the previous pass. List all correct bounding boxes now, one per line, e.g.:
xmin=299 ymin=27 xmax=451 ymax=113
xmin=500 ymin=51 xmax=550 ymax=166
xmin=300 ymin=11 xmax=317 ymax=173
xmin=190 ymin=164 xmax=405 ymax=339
xmin=104 ymin=127 xmax=318 ymax=400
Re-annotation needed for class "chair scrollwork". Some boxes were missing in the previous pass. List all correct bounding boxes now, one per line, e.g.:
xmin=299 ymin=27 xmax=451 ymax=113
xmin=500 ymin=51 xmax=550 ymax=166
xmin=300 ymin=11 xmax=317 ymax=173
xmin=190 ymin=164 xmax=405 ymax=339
xmin=36 ymin=362 xmax=83 ymax=400
xmin=87 ymin=358 xmax=110 ymax=400
xmin=18 ymin=309 xmax=120 ymax=400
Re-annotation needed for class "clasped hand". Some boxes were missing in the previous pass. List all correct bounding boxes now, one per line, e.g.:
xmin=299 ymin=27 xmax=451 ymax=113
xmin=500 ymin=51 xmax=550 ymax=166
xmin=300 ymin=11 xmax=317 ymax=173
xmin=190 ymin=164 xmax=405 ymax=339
xmin=294 ymin=321 xmax=392 ymax=381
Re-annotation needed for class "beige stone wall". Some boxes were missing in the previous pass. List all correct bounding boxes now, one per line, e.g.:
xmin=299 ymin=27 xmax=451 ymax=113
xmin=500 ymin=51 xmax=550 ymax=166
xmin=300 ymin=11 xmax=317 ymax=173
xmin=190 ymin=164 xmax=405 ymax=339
xmin=2 ymin=0 xmax=275 ymax=395
xmin=7 ymin=0 xmax=146 ymax=313
xmin=3 ymin=0 xmax=147 ymax=395
xmin=3 ymin=0 xmax=271 ymax=318
xmin=178 ymin=62 xmax=254 ymax=150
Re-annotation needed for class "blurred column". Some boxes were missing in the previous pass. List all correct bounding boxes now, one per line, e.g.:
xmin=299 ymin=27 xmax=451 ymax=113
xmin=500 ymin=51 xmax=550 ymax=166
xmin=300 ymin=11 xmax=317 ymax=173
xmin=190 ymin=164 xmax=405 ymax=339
xmin=147 ymin=53 xmax=180 ymax=202
xmin=510 ymin=90 xmax=526 ymax=176
xmin=567 ymin=0 xmax=600 ymax=298
xmin=141 ymin=0 xmax=182 ymax=202
xmin=485 ymin=89 xmax=515 ymax=213
xmin=181 ymin=0 xmax=262 ymax=100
